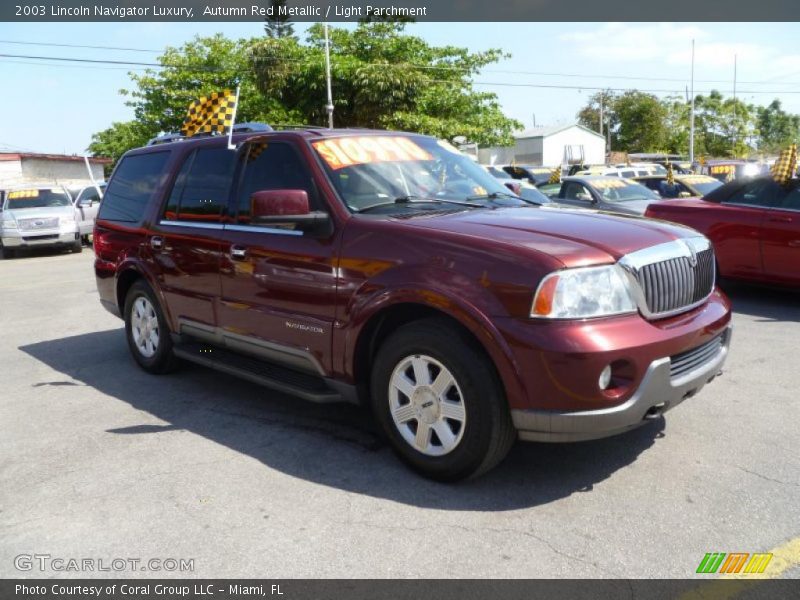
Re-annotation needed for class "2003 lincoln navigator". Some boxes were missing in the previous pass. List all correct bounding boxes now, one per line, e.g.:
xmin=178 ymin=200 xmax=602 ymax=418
xmin=94 ymin=126 xmax=731 ymax=480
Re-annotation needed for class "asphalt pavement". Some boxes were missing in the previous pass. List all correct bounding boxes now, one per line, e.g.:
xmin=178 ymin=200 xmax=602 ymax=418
xmin=1 ymin=249 xmax=798 ymax=579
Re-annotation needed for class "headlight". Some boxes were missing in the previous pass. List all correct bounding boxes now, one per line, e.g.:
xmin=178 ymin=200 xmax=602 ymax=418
xmin=1 ymin=218 xmax=17 ymax=231
xmin=531 ymin=264 xmax=637 ymax=319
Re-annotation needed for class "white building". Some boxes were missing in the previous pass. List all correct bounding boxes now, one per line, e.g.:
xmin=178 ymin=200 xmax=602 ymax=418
xmin=0 ymin=153 xmax=110 ymax=188
xmin=477 ymin=124 xmax=606 ymax=167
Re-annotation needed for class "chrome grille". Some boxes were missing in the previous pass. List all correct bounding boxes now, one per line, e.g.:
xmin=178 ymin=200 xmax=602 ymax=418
xmin=620 ymin=237 xmax=715 ymax=319
xmin=18 ymin=217 xmax=59 ymax=231
xmin=670 ymin=334 xmax=724 ymax=380
xmin=636 ymin=248 xmax=715 ymax=315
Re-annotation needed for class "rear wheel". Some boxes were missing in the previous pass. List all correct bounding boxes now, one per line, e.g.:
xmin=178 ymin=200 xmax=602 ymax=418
xmin=124 ymin=280 xmax=177 ymax=374
xmin=71 ymin=238 xmax=83 ymax=253
xmin=370 ymin=319 xmax=515 ymax=481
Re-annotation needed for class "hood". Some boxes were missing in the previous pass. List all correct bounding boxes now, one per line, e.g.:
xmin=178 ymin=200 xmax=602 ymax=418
xmin=603 ymin=199 xmax=654 ymax=215
xmin=4 ymin=205 xmax=75 ymax=220
xmin=401 ymin=206 xmax=700 ymax=268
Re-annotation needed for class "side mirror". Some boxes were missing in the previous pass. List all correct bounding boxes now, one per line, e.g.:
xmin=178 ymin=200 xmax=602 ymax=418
xmin=250 ymin=189 xmax=331 ymax=234
xmin=79 ymin=199 xmax=94 ymax=207
xmin=503 ymin=181 xmax=522 ymax=195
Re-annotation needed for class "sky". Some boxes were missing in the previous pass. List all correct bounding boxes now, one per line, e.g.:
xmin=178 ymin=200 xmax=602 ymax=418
xmin=1 ymin=21 xmax=800 ymax=155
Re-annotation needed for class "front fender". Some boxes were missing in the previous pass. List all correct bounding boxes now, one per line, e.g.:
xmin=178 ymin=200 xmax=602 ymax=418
xmin=339 ymin=280 xmax=529 ymax=411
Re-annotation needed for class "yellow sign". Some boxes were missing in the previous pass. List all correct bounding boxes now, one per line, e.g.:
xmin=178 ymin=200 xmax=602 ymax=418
xmin=591 ymin=178 xmax=629 ymax=189
xmin=312 ymin=136 xmax=433 ymax=171
xmin=7 ymin=189 xmax=40 ymax=199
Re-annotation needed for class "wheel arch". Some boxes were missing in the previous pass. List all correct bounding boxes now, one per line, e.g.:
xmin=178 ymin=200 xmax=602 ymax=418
xmin=349 ymin=294 xmax=527 ymax=409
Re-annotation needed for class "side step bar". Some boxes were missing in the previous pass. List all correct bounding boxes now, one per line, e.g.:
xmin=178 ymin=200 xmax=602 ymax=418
xmin=173 ymin=342 xmax=343 ymax=404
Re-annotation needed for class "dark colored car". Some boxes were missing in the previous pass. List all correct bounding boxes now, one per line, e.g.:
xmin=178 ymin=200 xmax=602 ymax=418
xmin=646 ymin=175 xmax=800 ymax=287
xmin=550 ymin=175 xmax=661 ymax=215
xmin=502 ymin=165 xmax=555 ymax=187
xmin=635 ymin=174 xmax=722 ymax=199
xmin=94 ymin=127 xmax=732 ymax=480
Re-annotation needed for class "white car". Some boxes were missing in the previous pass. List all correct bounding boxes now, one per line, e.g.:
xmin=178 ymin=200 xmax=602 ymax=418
xmin=0 ymin=185 xmax=82 ymax=259
xmin=68 ymin=182 xmax=106 ymax=243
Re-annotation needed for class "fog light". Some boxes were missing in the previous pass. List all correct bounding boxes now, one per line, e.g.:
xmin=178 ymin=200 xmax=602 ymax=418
xmin=599 ymin=365 xmax=612 ymax=390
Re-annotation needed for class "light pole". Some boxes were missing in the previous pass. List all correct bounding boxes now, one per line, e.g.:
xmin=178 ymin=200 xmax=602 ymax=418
xmin=324 ymin=22 xmax=334 ymax=129
xmin=689 ymin=39 xmax=696 ymax=164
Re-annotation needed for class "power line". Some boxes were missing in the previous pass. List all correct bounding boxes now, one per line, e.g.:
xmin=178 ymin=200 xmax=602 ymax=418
xmin=0 ymin=39 xmax=161 ymax=53
xmin=3 ymin=52 xmax=800 ymax=95
xmin=4 ymin=39 xmax=800 ymax=86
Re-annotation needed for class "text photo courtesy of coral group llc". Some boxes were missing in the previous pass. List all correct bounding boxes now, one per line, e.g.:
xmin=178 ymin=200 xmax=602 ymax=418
xmin=1 ymin=0 xmax=799 ymax=598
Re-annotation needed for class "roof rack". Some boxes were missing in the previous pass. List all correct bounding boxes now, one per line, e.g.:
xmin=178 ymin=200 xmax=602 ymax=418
xmin=232 ymin=122 xmax=273 ymax=133
xmin=147 ymin=132 xmax=184 ymax=146
xmin=270 ymin=124 xmax=327 ymax=131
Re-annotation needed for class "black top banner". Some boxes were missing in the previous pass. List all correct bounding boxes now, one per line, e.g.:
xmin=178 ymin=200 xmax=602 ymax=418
xmin=3 ymin=0 xmax=800 ymax=22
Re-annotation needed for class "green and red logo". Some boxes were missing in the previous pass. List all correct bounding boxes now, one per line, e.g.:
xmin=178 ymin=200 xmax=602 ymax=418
xmin=696 ymin=552 xmax=773 ymax=574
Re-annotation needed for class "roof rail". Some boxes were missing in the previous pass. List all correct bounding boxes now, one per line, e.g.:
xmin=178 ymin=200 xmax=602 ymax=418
xmin=147 ymin=132 xmax=184 ymax=146
xmin=232 ymin=122 xmax=273 ymax=133
xmin=270 ymin=124 xmax=327 ymax=131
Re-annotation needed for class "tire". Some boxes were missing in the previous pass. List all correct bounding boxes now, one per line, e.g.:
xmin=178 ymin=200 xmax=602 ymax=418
xmin=370 ymin=318 xmax=516 ymax=481
xmin=123 ymin=280 xmax=177 ymax=374
xmin=1 ymin=247 xmax=14 ymax=259
xmin=71 ymin=238 xmax=83 ymax=253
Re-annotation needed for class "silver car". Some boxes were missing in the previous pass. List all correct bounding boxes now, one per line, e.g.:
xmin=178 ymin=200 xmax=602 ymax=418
xmin=0 ymin=185 xmax=82 ymax=259
xmin=68 ymin=182 xmax=105 ymax=243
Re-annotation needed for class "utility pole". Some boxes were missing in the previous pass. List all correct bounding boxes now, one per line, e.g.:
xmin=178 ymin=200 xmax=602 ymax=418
xmin=324 ymin=22 xmax=334 ymax=129
xmin=599 ymin=93 xmax=604 ymax=139
xmin=689 ymin=39 xmax=696 ymax=164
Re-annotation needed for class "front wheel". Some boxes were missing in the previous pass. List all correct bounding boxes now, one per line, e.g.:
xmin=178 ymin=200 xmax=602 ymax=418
xmin=1 ymin=247 xmax=14 ymax=259
xmin=124 ymin=280 xmax=177 ymax=374
xmin=71 ymin=238 xmax=83 ymax=253
xmin=370 ymin=319 xmax=515 ymax=481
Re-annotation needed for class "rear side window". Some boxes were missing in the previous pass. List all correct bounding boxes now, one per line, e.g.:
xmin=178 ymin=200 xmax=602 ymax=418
xmin=164 ymin=147 xmax=237 ymax=222
xmin=99 ymin=152 xmax=170 ymax=223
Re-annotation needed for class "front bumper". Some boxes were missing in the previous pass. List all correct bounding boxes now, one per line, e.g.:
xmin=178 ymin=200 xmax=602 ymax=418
xmin=512 ymin=326 xmax=732 ymax=442
xmin=2 ymin=230 xmax=79 ymax=248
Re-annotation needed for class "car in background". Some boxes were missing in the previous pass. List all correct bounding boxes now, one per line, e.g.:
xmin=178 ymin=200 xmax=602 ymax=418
xmin=701 ymin=160 xmax=768 ymax=182
xmin=501 ymin=165 xmax=556 ymax=187
xmin=548 ymin=175 xmax=662 ymax=215
xmin=0 ymin=185 xmax=82 ymax=259
xmin=635 ymin=174 xmax=723 ymax=199
xmin=575 ymin=165 xmax=663 ymax=179
xmin=484 ymin=165 xmax=522 ymax=195
xmin=645 ymin=175 xmax=800 ymax=287
xmin=68 ymin=182 xmax=106 ymax=243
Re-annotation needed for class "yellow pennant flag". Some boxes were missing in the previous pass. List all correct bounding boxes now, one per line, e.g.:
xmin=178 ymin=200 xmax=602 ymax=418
xmin=666 ymin=162 xmax=675 ymax=186
xmin=180 ymin=90 xmax=237 ymax=137
xmin=771 ymin=144 xmax=797 ymax=186
xmin=548 ymin=166 xmax=561 ymax=184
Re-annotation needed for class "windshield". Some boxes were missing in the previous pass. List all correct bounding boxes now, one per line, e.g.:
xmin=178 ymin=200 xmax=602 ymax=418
xmin=682 ymin=177 xmax=722 ymax=196
xmin=312 ymin=135 xmax=524 ymax=213
xmin=588 ymin=179 xmax=661 ymax=203
xmin=3 ymin=188 xmax=71 ymax=210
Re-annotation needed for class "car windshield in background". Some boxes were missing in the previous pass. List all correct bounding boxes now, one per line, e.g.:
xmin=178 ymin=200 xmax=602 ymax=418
xmin=590 ymin=179 xmax=660 ymax=203
xmin=3 ymin=188 xmax=71 ymax=210
xmin=312 ymin=136 xmax=523 ymax=213
xmin=682 ymin=177 xmax=723 ymax=196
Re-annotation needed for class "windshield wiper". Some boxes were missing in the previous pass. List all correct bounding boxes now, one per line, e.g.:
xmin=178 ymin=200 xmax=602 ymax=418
xmin=467 ymin=191 xmax=519 ymax=201
xmin=355 ymin=195 xmax=484 ymax=213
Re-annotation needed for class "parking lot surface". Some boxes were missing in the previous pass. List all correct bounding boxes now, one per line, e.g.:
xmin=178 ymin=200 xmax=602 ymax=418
xmin=1 ymin=250 xmax=798 ymax=578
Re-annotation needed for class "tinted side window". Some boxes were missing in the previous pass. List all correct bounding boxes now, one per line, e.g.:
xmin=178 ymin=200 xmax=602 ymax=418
xmin=778 ymin=185 xmax=800 ymax=211
xmin=563 ymin=182 xmax=591 ymax=201
xmin=724 ymin=180 xmax=784 ymax=208
xmin=164 ymin=147 xmax=236 ymax=222
xmin=77 ymin=187 xmax=101 ymax=204
xmin=235 ymin=141 xmax=320 ymax=223
xmin=99 ymin=152 xmax=170 ymax=222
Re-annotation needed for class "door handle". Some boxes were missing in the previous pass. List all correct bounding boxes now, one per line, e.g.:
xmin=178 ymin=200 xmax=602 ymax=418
xmin=768 ymin=216 xmax=793 ymax=223
xmin=150 ymin=236 xmax=164 ymax=249
xmin=230 ymin=245 xmax=247 ymax=260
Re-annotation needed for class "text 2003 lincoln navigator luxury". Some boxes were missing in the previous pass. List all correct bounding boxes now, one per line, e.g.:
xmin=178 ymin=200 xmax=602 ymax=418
xmin=94 ymin=128 xmax=731 ymax=480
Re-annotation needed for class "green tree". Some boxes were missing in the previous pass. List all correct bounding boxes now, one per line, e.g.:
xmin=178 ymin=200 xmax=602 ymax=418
xmin=756 ymin=99 xmax=800 ymax=153
xmin=264 ymin=0 xmax=295 ymax=39
xmin=612 ymin=91 xmax=669 ymax=152
xmin=250 ymin=21 xmax=521 ymax=145
xmin=87 ymin=121 xmax=152 ymax=175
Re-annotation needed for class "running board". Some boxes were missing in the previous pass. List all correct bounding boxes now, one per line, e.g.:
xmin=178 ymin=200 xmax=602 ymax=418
xmin=173 ymin=342 xmax=343 ymax=403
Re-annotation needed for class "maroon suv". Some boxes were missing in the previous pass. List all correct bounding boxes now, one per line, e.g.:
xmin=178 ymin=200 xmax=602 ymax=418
xmin=94 ymin=128 xmax=732 ymax=480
